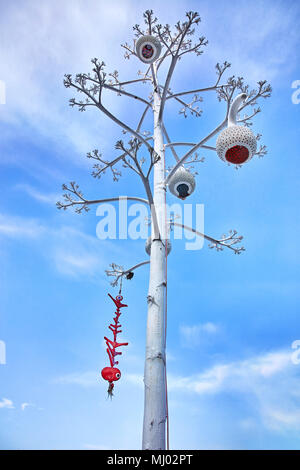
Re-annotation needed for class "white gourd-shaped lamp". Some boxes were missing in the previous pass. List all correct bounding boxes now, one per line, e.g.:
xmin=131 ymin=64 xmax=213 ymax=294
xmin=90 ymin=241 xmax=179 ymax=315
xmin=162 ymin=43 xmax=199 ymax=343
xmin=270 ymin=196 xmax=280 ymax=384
xmin=216 ymin=93 xmax=257 ymax=165
xmin=135 ymin=35 xmax=161 ymax=64
xmin=168 ymin=166 xmax=196 ymax=200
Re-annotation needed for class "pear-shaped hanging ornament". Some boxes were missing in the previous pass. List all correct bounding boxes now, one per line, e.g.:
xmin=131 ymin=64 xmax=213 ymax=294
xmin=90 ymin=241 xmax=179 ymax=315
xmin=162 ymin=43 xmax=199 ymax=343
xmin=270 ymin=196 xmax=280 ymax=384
xmin=168 ymin=166 xmax=196 ymax=199
xmin=216 ymin=93 xmax=257 ymax=165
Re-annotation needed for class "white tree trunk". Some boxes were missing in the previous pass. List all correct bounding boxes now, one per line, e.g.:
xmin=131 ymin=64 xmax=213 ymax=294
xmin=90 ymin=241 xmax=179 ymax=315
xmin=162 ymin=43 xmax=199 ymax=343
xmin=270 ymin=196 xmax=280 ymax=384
xmin=142 ymin=85 xmax=167 ymax=450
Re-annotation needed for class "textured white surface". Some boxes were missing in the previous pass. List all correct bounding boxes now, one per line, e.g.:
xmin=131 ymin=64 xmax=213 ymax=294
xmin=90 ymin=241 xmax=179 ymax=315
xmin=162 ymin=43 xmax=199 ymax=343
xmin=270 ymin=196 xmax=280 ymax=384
xmin=142 ymin=88 xmax=167 ymax=450
xmin=168 ymin=166 xmax=196 ymax=198
xmin=145 ymin=236 xmax=171 ymax=256
xmin=216 ymin=125 xmax=257 ymax=163
xmin=136 ymin=35 xmax=162 ymax=64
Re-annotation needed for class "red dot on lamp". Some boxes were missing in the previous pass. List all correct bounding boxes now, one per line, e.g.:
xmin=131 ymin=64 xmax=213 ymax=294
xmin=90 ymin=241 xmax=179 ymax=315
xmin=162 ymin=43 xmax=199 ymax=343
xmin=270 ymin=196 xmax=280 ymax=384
xmin=225 ymin=145 xmax=249 ymax=164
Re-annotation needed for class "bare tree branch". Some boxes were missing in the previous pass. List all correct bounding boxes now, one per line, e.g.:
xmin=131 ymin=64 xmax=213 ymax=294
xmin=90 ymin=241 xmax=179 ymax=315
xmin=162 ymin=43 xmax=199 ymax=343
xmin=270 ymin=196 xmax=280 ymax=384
xmin=155 ymin=11 xmax=208 ymax=122
xmin=56 ymin=184 xmax=149 ymax=213
xmin=106 ymin=260 xmax=150 ymax=287
xmin=164 ymin=142 xmax=215 ymax=151
xmin=64 ymin=59 xmax=154 ymax=153
xmin=165 ymin=118 xmax=227 ymax=184
xmin=172 ymin=223 xmax=245 ymax=254
xmin=164 ymin=87 xmax=203 ymax=118
xmin=162 ymin=124 xmax=180 ymax=162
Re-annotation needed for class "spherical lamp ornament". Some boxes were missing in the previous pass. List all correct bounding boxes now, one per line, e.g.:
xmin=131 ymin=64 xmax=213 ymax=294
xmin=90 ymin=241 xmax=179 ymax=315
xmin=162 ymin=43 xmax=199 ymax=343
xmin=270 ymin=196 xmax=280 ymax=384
xmin=216 ymin=93 xmax=257 ymax=165
xmin=135 ymin=35 xmax=161 ymax=64
xmin=168 ymin=166 xmax=196 ymax=200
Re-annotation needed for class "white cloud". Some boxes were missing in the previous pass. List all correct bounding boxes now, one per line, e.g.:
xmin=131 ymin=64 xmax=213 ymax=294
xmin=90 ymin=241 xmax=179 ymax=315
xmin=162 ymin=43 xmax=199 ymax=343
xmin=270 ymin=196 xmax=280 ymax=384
xmin=53 ymin=370 xmax=99 ymax=388
xmin=168 ymin=350 xmax=292 ymax=394
xmin=21 ymin=402 xmax=35 ymax=411
xmin=126 ymin=373 xmax=144 ymax=388
xmin=53 ymin=249 xmax=99 ymax=278
xmin=0 ymin=398 xmax=14 ymax=409
xmin=83 ymin=444 xmax=109 ymax=450
xmin=168 ymin=349 xmax=300 ymax=432
xmin=1 ymin=0 xmax=295 ymax=169
xmin=0 ymin=211 xmax=117 ymax=279
xmin=180 ymin=322 xmax=220 ymax=348
xmin=0 ymin=214 xmax=46 ymax=238
xmin=50 ymin=225 xmax=115 ymax=279
xmin=52 ymin=347 xmax=300 ymax=434
xmin=197 ymin=0 xmax=300 ymax=85
xmin=14 ymin=184 xmax=60 ymax=205
xmin=0 ymin=0 xmax=135 ymax=162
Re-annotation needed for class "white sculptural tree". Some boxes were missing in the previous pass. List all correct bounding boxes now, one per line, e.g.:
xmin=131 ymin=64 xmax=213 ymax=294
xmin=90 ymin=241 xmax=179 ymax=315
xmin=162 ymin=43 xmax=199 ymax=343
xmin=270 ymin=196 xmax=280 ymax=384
xmin=57 ymin=10 xmax=271 ymax=450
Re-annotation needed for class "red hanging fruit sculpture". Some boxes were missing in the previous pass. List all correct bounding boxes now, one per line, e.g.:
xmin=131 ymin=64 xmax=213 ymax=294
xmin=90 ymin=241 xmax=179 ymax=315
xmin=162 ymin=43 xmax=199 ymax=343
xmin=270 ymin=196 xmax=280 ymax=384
xmin=101 ymin=293 xmax=128 ymax=397
xmin=216 ymin=93 xmax=257 ymax=165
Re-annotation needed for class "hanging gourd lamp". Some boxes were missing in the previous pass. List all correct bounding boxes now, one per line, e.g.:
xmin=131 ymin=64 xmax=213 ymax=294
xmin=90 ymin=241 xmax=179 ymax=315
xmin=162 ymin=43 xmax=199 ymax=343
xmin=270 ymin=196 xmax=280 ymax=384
xmin=216 ymin=93 xmax=257 ymax=165
xmin=135 ymin=35 xmax=161 ymax=64
xmin=168 ymin=166 xmax=196 ymax=200
xmin=145 ymin=237 xmax=172 ymax=256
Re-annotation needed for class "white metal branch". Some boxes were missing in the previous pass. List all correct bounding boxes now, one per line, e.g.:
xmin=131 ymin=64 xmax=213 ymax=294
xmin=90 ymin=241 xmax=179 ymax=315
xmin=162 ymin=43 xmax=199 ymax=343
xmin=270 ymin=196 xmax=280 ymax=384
xmin=106 ymin=260 xmax=150 ymax=286
xmin=172 ymin=223 xmax=244 ymax=254
xmin=59 ymin=196 xmax=150 ymax=210
xmin=164 ymin=142 xmax=216 ymax=152
xmin=228 ymin=93 xmax=247 ymax=126
xmin=165 ymin=119 xmax=227 ymax=184
xmin=237 ymin=108 xmax=260 ymax=124
xmin=120 ymin=260 xmax=150 ymax=277
xmin=162 ymin=124 xmax=180 ymax=162
xmin=158 ymin=56 xmax=177 ymax=122
xmin=165 ymin=89 xmax=202 ymax=117
xmin=69 ymin=81 xmax=154 ymax=153
xmin=103 ymin=83 xmax=151 ymax=106
xmin=136 ymin=104 xmax=152 ymax=133
xmin=166 ymin=84 xmax=230 ymax=100
xmin=96 ymin=100 xmax=153 ymax=152
xmin=108 ymin=78 xmax=151 ymax=87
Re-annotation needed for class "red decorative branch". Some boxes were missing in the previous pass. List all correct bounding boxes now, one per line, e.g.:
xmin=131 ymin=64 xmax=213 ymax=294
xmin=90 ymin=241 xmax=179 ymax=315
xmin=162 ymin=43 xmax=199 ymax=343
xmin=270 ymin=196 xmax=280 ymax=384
xmin=101 ymin=294 xmax=128 ymax=397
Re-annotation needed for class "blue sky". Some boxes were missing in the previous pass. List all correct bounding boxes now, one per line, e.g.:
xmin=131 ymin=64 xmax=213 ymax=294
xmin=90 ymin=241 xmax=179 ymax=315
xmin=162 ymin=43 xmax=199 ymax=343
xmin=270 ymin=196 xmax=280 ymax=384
xmin=0 ymin=0 xmax=300 ymax=450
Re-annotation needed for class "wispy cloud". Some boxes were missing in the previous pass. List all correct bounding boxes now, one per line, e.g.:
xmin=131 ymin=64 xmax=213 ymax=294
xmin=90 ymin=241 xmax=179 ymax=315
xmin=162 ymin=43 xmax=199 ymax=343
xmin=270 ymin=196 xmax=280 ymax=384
xmin=83 ymin=444 xmax=109 ymax=450
xmin=180 ymin=322 xmax=220 ymax=348
xmin=14 ymin=184 xmax=60 ymax=205
xmin=0 ymin=214 xmax=46 ymax=238
xmin=0 ymin=210 xmax=118 ymax=279
xmin=50 ymin=226 xmax=113 ymax=279
xmin=21 ymin=402 xmax=36 ymax=411
xmin=168 ymin=350 xmax=292 ymax=394
xmin=53 ymin=370 xmax=99 ymax=388
xmin=0 ymin=0 xmax=133 ymax=161
xmin=51 ymin=348 xmax=300 ymax=435
xmin=168 ymin=349 xmax=300 ymax=432
xmin=200 ymin=0 xmax=300 ymax=84
xmin=0 ymin=398 xmax=14 ymax=409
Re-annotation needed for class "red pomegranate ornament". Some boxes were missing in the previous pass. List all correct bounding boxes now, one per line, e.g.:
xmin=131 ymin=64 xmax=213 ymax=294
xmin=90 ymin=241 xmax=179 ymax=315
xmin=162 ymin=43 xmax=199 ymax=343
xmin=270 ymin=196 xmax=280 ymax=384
xmin=101 ymin=367 xmax=121 ymax=382
xmin=101 ymin=293 xmax=128 ymax=397
xmin=216 ymin=93 xmax=257 ymax=165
